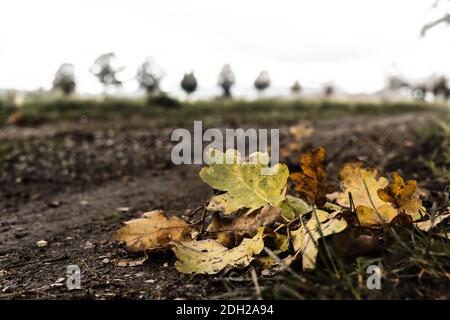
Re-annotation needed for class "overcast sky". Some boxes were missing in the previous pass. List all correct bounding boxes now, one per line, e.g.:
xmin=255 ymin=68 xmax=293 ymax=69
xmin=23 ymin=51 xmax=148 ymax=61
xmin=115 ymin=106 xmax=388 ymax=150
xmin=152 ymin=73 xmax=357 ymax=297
xmin=1 ymin=0 xmax=450 ymax=96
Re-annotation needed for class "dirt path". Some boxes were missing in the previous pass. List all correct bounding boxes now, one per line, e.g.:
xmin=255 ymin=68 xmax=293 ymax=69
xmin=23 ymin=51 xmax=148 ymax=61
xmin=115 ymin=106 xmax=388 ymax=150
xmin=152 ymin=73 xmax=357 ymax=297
xmin=0 ymin=112 xmax=443 ymax=299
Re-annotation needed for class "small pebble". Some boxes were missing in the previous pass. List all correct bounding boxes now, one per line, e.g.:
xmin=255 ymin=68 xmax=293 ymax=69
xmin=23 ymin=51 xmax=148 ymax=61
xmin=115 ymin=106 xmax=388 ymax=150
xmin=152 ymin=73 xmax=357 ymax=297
xmin=55 ymin=277 xmax=65 ymax=284
xmin=102 ymin=258 xmax=110 ymax=264
xmin=48 ymin=200 xmax=61 ymax=208
xmin=83 ymin=241 xmax=95 ymax=249
xmin=36 ymin=240 xmax=48 ymax=248
xmin=261 ymin=269 xmax=271 ymax=276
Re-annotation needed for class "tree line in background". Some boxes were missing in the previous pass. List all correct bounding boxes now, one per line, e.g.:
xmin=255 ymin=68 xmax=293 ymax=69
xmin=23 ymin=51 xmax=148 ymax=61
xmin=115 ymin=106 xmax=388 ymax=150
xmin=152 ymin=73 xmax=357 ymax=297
xmin=53 ymin=52 xmax=449 ymax=102
xmin=386 ymin=74 xmax=449 ymax=101
xmin=52 ymin=52 xmax=317 ymax=99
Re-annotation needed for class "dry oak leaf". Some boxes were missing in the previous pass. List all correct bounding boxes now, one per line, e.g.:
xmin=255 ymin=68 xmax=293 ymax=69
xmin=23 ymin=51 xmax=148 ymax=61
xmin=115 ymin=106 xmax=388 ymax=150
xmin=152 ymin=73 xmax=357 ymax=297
xmin=336 ymin=162 xmax=388 ymax=209
xmin=199 ymin=149 xmax=289 ymax=215
xmin=115 ymin=210 xmax=193 ymax=253
xmin=170 ymin=227 xmax=265 ymax=274
xmin=377 ymin=172 xmax=423 ymax=221
xmin=290 ymin=147 xmax=333 ymax=207
xmin=291 ymin=210 xmax=347 ymax=270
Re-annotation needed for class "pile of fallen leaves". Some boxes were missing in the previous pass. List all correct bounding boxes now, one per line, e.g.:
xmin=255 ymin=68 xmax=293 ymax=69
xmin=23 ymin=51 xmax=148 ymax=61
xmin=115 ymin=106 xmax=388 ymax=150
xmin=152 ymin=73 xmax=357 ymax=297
xmin=115 ymin=147 xmax=450 ymax=274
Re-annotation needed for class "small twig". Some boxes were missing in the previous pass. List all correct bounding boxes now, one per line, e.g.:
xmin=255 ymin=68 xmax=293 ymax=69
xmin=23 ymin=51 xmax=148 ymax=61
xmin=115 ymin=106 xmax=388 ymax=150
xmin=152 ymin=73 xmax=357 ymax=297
xmin=250 ymin=268 xmax=262 ymax=300
xmin=187 ymin=205 xmax=204 ymax=217
xmin=263 ymin=247 xmax=307 ymax=283
xmin=42 ymin=255 xmax=69 ymax=263
xmin=199 ymin=206 xmax=207 ymax=235
xmin=363 ymin=179 xmax=386 ymax=226
xmin=80 ymin=259 xmax=97 ymax=277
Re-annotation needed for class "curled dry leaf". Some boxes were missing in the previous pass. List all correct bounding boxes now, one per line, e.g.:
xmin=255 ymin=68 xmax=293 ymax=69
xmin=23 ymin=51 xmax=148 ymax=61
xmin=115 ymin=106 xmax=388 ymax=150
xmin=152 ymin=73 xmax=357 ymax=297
xmin=233 ymin=206 xmax=282 ymax=232
xmin=115 ymin=210 xmax=193 ymax=253
xmin=170 ymin=227 xmax=265 ymax=274
xmin=415 ymin=208 xmax=450 ymax=232
xmin=206 ymin=205 xmax=282 ymax=247
xmin=377 ymin=172 xmax=423 ymax=221
xmin=290 ymin=147 xmax=333 ymax=207
xmin=199 ymin=149 xmax=289 ymax=215
xmin=291 ymin=210 xmax=347 ymax=270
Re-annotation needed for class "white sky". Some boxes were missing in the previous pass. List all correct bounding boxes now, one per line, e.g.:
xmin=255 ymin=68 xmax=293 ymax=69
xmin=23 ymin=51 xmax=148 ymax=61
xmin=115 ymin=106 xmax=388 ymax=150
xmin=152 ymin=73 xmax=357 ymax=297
xmin=1 ymin=0 xmax=450 ymax=96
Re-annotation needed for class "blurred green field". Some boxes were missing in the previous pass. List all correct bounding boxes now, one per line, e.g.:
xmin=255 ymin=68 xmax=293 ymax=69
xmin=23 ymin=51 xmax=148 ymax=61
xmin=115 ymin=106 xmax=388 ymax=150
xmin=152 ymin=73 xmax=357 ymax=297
xmin=0 ymin=95 xmax=446 ymax=127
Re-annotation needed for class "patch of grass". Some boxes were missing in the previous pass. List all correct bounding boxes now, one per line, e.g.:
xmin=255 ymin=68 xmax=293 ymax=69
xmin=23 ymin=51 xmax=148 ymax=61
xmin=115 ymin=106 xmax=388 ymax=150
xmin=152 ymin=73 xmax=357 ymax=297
xmin=0 ymin=95 xmax=446 ymax=128
xmin=216 ymin=225 xmax=450 ymax=299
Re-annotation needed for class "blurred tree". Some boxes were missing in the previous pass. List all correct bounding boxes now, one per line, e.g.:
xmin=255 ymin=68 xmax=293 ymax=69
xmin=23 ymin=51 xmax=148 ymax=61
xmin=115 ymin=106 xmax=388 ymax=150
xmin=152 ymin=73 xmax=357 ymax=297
xmin=254 ymin=71 xmax=270 ymax=94
xmin=431 ymin=75 xmax=449 ymax=100
xmin=323 ymin=83 xmax=334 ymax=98
xmin=291 ymin=80 xmax=302 ymax=96
xmin=90 ymin=53 xmax=124 ymax=91
xmin=52 ymin=63 xmax=76 ymax=96
xmin=180 ymin=72 xmax=198 ymax=98
xmin=421 ymin=0 xmax=450 ymax=36
xmin=137 ymin=58 xmax=165 ymax=95
xmin=218 ymin=64 xmax=235 ymax=98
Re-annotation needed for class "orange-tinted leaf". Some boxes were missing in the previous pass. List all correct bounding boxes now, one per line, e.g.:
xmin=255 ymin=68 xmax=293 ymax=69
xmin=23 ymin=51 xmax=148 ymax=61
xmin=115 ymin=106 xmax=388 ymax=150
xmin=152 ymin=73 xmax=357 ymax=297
xmin=355 ymin=204 xmax=399 ymax=225
xmin=377 ymin=172 xmax=422 ymax=220
xmin=290 ymin=147 xmax=333 ymax=207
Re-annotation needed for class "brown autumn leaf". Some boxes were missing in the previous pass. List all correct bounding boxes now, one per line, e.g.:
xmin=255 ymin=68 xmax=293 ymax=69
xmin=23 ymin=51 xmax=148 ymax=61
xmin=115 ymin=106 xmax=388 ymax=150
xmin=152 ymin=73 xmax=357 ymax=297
xmin=290 ymin=147 xmax=333 ymax=207
xmin=115 ymin=210 xmax=193 ymax=253
xmin=117 ymin=255 xmax=148 ymax=267
xmin=377 ymin=172 xmax=423 ymax=221
xmin=206 ymin=205 xmax=282 ymax=247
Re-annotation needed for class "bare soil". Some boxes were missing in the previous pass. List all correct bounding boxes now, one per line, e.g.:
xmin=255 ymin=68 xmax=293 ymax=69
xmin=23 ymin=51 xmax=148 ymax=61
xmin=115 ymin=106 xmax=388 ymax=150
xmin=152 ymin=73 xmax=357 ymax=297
xmin=0 ymin=112 xmax=446 ymax=299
